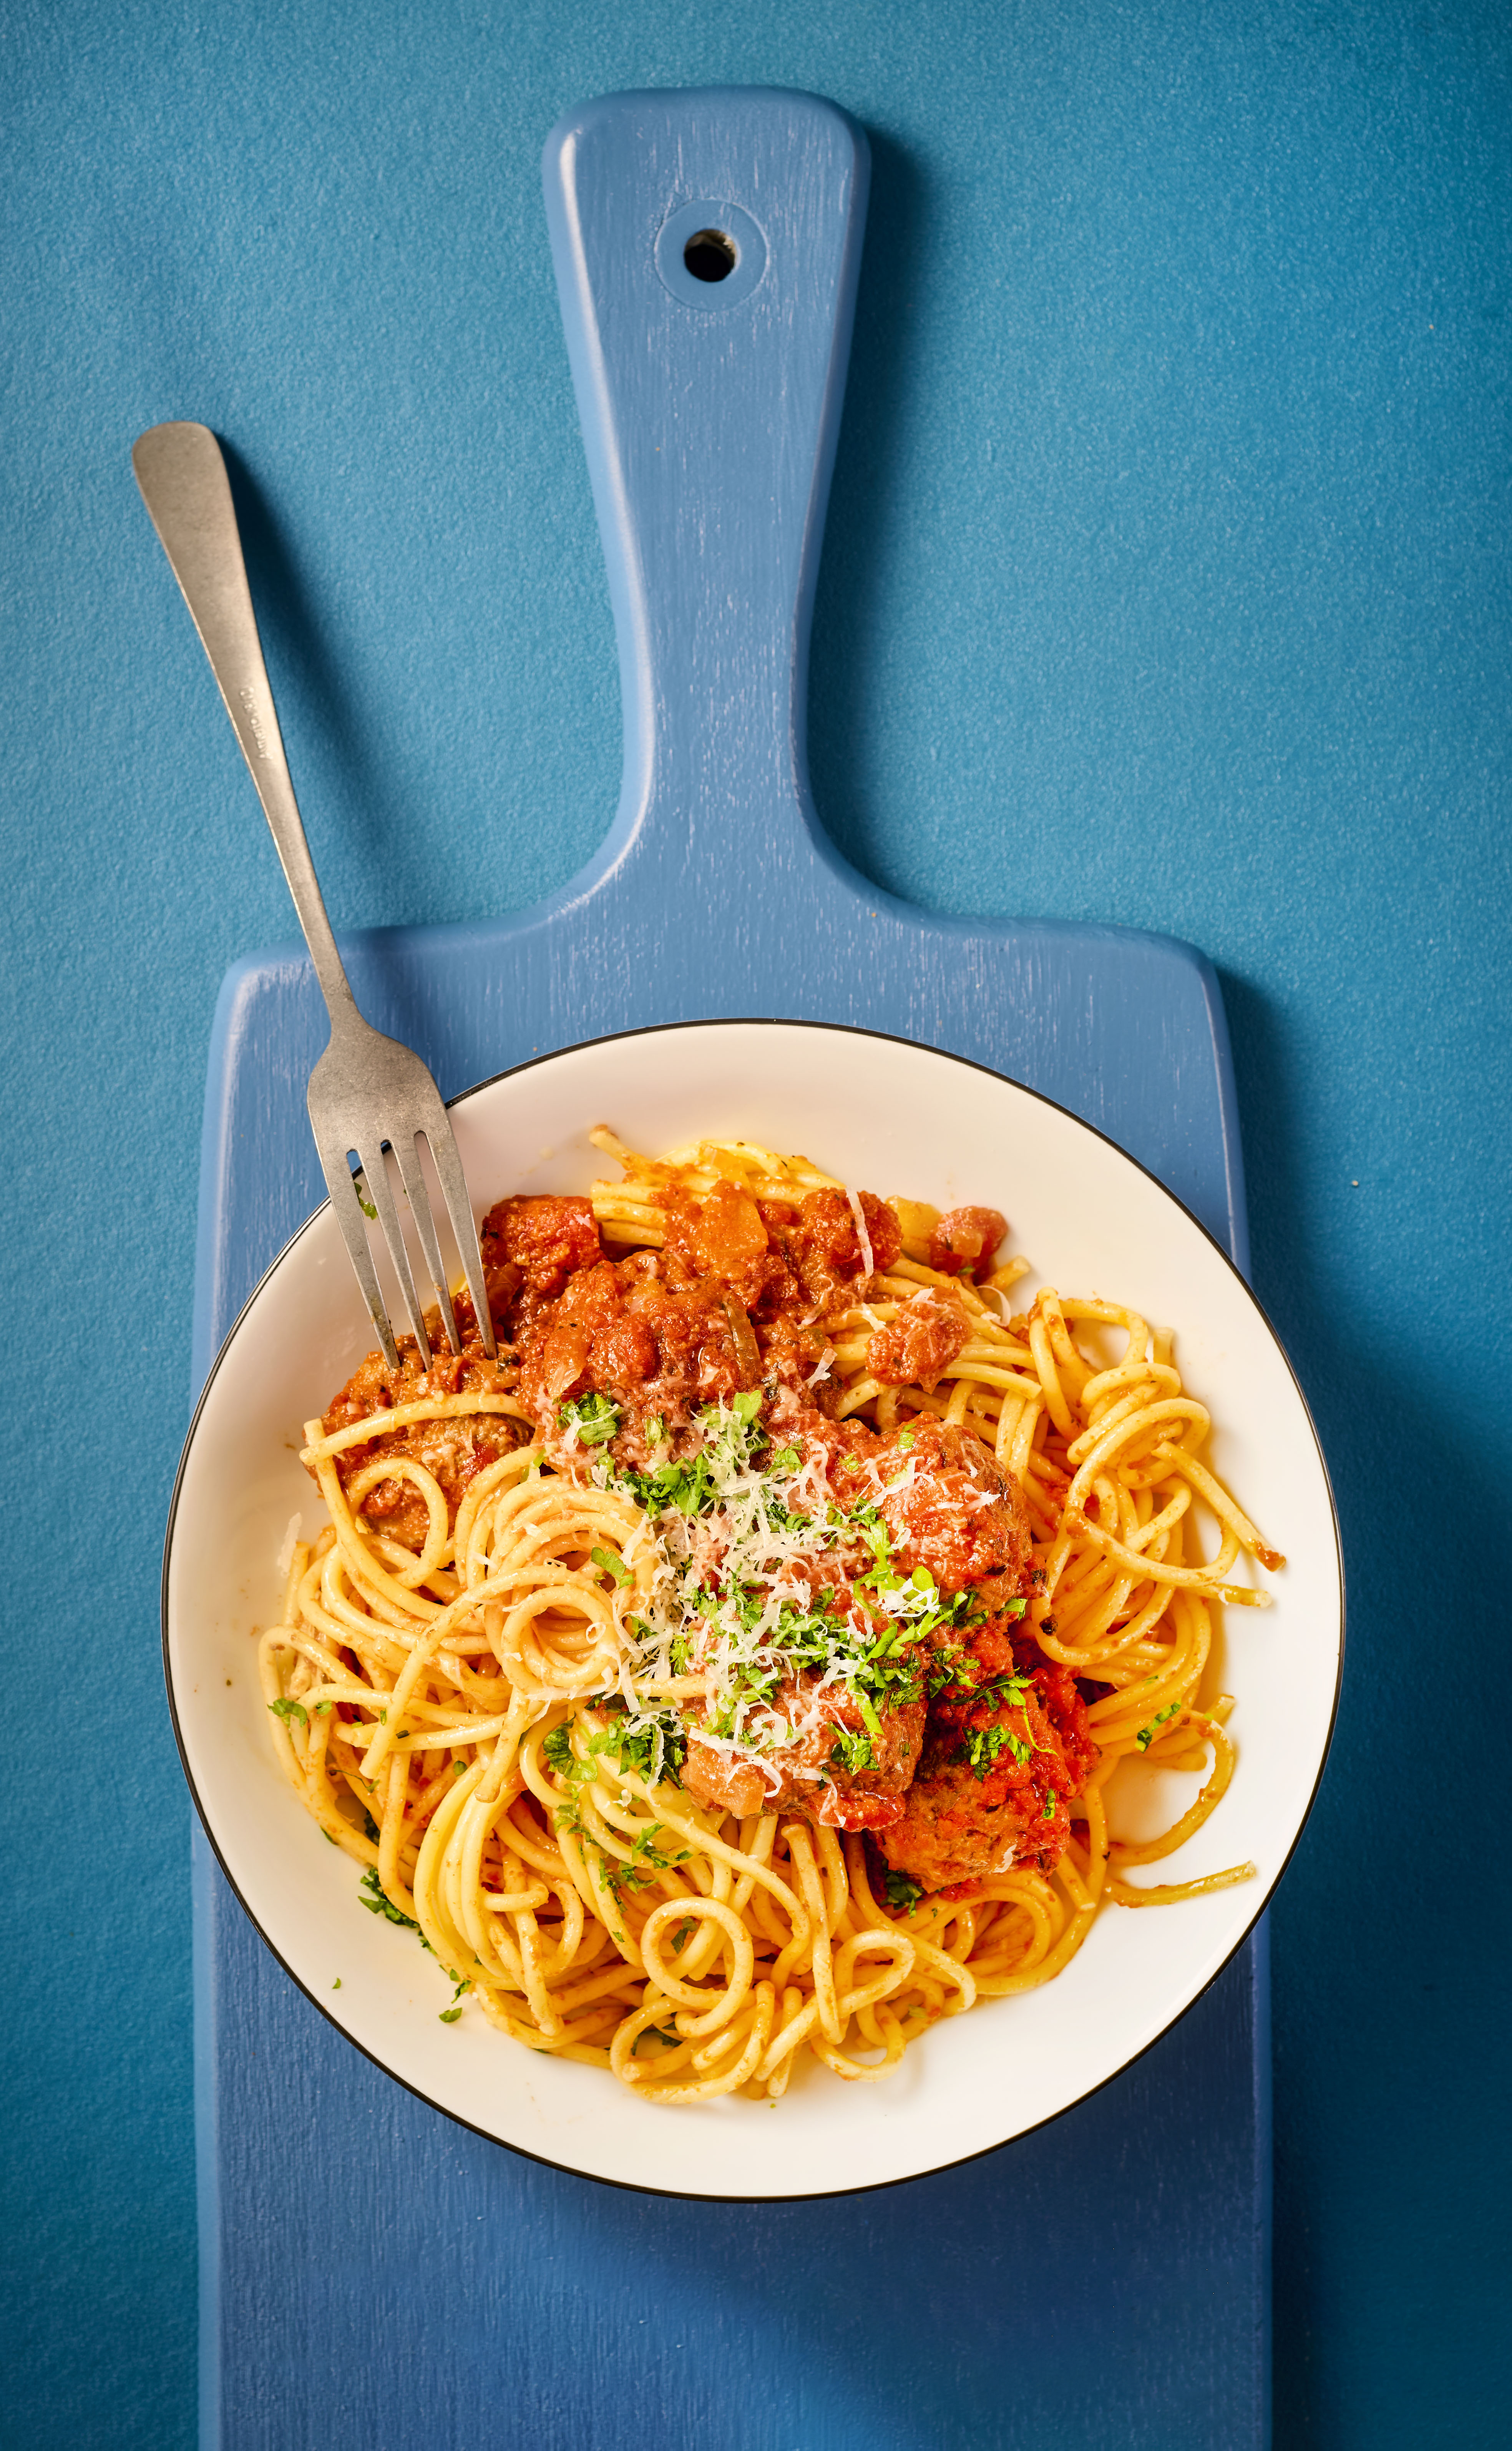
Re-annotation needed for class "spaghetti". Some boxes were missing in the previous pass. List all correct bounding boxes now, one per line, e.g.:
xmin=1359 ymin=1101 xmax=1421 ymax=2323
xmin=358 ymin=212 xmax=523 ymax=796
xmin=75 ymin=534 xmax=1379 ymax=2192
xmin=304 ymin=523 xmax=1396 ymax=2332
xmin=260 ymin=1129 xmax=1281 ymax=2103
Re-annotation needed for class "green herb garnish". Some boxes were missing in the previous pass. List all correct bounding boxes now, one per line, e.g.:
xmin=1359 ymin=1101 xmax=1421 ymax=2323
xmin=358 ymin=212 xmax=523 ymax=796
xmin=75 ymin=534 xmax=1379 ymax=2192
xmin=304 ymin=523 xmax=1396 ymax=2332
xmin=959 ymin=1721 xmax=1032 ymax=1779
xmin=1136 ymin=1702 xmax=1181 ymax=1750
xmin=559 ymin=1391 xmax=622 ymax=1446
xmin=358 ymin=1866 xmax=421 ymax=1932
xmin=828 ymin=1728 xmax=875 ymax=1775
xmin=542 ymin=1724 xmax=577 ymax=1778
xmin=882 ymin=1868 xmax=924 ymax=1911
xmin=604 ymin=1820 xmax=687 ymax=1901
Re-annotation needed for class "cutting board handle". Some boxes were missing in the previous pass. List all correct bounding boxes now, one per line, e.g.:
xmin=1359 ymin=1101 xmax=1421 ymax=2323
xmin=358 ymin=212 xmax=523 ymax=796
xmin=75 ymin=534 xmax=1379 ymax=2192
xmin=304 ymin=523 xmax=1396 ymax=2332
xmin=543 ymin=88 xmax=869 ymax=875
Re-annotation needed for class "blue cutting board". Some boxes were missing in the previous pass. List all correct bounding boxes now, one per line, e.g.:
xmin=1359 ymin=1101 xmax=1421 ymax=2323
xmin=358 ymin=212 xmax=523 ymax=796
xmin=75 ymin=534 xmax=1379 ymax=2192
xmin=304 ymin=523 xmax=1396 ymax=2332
xmin=188 ymin=89 xmax=1268 ymax=2451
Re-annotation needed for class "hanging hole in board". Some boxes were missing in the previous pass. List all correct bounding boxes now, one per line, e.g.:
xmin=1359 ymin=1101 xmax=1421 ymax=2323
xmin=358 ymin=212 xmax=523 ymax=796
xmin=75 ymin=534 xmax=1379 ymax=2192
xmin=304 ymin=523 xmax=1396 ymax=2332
xmin=654 ymin=200 xmax=766 ymax=310
xmin=683 ymin=228 xmax=737 ymax=282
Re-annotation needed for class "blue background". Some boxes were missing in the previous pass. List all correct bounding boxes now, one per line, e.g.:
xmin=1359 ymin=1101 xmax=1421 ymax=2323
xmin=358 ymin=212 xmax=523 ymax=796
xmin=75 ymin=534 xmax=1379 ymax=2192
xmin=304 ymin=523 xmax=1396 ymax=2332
xmin=3 ymin=2 xmax=1507 ymax=2444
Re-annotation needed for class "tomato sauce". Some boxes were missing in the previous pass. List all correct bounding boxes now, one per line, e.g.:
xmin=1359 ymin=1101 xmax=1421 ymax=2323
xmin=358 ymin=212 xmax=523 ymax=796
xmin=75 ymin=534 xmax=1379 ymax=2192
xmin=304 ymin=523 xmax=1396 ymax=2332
xmin=317 ymin=1180 xmax=1089 ymax=1885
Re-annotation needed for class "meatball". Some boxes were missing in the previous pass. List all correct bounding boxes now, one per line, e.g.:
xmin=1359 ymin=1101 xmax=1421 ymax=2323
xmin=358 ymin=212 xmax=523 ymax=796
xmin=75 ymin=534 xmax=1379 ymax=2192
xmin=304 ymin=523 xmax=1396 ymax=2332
xmin=866 ymin=1287 xmax=972 ymax=1393
xmin=878 ymin=1650 xmax=1094 ymax=1891
xmin=516 ymin=1250 xmax=747 ymax=1468
xmin=480 ymin=1194 xmax=603 ymax=1332
xmin=315 ymin=1328 xmax=518 ymax=1549
xmin=658 ymin=1179 xmax=789 ymax=1316
xmin=765 ymin=1187 xmax=903 ymax=1309
xmin=866 ymin=1416 xmax=1033 ymax=1608
xmin=927 ymin=1206 xmax=1007 ymax=1277
xmin=682 ymin=1667 xmax=925 ymax=1831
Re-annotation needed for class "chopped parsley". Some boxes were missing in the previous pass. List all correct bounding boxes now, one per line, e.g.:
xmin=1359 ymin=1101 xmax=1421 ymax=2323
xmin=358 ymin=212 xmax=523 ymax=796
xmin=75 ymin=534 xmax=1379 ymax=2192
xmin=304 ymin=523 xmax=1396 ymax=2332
xmin=542 ymin=1720 xmax=689 ymax=1900
xmin=543 ymin=1711 xmax=688 ymax=1808
xmin=1136 ymin=1702 xmax=1181 ymax=1750
xmin=959 ymin=1721 xmax=1032 ymax=1779
xmin=853 ymin=1533 xmax=982 ymax=1649
xmin=541 ymin=1722 xmax=577 ymax=1778
xmin=973 ymin=1671 xmax=1036 ymax=1715
xmin=358 ymin=1866 xmax=423 ymax=1934
xmin=268 ymin=1696 xmax=307 ymax=1730
xmin=617 ymin=1710 xmax=688 ymax=1785
xmin=602 ymin=1392 xmax=777 ymax=1519
xmin=559 ymin=1392 xmax=621 ymax=1446
xmin=609 ymin=1443 xmax=723 ymax=1518
xmin=932 ymin=1658 xmax=1034 ymax=1710
xmin=591 ymin=1396 xmax=958 ymax=1768
xmin=828 ymin=1728 xmax=875 ymax=1775
xmin=590 ymin=1544 xmax=632 ymax=1586
xmin=604 ymin=1822 xmax=688 ymax=1903
xmin=881 ymin=1868 xmax=924 ymax=1912
xmin=927 ymin=1646 xmax=969 ymax=1698
xmin=356 ymin=1868 xmax=462 ymax=2008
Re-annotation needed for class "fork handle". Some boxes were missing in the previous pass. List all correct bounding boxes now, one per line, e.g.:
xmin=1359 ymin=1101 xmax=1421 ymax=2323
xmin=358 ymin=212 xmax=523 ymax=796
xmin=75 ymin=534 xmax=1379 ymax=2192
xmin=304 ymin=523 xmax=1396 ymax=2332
xmin=133 ymin=421 xmax=361 ymax=1035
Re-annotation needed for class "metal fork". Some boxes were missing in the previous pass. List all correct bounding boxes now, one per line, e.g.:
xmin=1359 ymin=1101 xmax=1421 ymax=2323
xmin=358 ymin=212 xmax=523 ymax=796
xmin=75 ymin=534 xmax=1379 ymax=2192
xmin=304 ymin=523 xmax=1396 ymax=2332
xmin=133 ymin=420 xmax=495 ymax=1372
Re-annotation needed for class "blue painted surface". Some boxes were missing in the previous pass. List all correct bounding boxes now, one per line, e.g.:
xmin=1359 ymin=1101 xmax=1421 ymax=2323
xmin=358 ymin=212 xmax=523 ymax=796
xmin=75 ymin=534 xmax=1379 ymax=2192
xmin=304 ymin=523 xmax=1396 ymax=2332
xmin=3 ymin=5 xmax=1508 ymax=2448
xmin=196 ymin=1830 xmax=1270 ymax=2451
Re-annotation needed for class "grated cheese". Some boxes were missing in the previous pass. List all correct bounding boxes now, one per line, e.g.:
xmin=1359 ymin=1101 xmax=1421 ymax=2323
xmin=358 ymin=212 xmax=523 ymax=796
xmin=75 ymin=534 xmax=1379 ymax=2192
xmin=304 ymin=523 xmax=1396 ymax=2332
xmin=845 ymin=1187 xmax=875 ymax=1279
xmin=275 ymin=1513 xmax=304 ymax=1578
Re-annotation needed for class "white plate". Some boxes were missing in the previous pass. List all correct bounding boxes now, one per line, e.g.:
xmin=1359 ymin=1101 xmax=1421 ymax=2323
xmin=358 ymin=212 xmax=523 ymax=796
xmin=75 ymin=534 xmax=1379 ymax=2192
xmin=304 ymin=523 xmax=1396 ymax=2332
xmin=163 ymin=1021 xmax=1342 ymax=2197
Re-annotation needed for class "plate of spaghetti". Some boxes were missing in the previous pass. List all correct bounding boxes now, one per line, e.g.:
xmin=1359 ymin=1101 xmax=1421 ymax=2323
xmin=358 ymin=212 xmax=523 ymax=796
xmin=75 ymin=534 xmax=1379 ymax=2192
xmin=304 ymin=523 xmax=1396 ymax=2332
xmin=164 ymin=1021 xmax=1341 ymax=2195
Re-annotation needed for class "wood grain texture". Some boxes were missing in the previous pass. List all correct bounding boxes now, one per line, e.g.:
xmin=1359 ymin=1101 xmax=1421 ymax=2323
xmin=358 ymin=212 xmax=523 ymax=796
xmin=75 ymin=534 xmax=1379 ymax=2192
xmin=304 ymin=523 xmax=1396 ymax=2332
xmin=193 ymin=90 xmax=1266 ymax=2450
xmin=196 ymin=1833 xmax=1268 ymax=2451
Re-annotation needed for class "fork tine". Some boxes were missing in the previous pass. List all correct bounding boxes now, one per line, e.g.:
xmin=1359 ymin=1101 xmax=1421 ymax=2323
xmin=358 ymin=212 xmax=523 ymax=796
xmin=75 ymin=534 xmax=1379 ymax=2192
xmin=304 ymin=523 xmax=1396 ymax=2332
xmin=310 ymin=1133 xmax=402 ymax=1373
xmin=356 ymin=1138 xmax=433 ymax=1366
xmin=422 ymin=1120 xmax=497 ymax=1360
xmin=391 ymin=1133 xmax=462 ymax=1355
